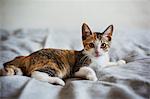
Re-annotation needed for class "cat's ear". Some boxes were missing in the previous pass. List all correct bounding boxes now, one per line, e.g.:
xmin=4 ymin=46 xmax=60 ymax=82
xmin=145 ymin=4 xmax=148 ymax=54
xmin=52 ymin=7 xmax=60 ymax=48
xmin=82 ymin=23 xmax=92 ymax=40
xmin=103 ymin=25 xmax=113 ymax=41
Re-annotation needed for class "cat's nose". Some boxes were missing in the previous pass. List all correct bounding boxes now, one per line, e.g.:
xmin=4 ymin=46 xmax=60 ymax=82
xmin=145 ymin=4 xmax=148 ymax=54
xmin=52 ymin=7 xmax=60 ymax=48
xmin=95 ymin=50 xmax=99 ymax=54
xmin=95 ymin=50 xmax=100 ymax=57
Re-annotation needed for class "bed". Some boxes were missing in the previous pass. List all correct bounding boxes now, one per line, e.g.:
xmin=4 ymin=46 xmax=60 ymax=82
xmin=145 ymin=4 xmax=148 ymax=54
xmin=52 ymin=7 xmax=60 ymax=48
xmin=0 ymin=28 xmax=150 ymax=99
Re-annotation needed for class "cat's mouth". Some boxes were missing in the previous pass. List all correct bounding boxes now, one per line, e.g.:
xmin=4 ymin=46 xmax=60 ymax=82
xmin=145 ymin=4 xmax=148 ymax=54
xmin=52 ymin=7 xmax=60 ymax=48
xmin=95 ymin=54 xmax=100 ymax=57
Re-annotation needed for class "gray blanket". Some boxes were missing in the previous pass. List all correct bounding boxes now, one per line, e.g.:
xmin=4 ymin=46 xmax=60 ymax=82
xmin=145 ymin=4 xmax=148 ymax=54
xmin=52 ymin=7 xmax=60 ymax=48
xmin=0 ymin=28 xmax=150 ymax=99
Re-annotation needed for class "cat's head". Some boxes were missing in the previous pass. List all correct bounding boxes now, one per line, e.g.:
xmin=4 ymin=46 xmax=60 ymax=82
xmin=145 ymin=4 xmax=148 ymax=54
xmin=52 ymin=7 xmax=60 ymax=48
xmin=82 ymin=23 xmax=113 ymax=58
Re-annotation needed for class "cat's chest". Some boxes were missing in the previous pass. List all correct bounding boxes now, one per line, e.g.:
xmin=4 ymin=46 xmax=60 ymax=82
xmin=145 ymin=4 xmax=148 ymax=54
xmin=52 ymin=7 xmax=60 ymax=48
xmin=90 ymin=54 xmax=109 ymax=67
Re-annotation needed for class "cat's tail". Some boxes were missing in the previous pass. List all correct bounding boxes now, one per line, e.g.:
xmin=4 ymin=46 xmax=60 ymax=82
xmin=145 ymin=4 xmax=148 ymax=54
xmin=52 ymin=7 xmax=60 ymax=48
xmin=0 ymin=63 xmax=23 ymax=76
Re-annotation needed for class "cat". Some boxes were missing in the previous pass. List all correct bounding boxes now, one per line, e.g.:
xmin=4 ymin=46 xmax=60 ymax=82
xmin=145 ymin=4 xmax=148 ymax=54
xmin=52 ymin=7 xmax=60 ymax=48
xmin=0 ymin=23 xmax=126 ymax=86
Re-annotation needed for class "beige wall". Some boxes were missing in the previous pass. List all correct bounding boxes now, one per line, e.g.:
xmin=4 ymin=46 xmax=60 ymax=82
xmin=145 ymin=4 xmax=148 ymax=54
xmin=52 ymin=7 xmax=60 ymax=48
xmin=0 ymin=0 xmax=150 ymax=31
xmin=0 ymin=1 xmax=3 ymax=28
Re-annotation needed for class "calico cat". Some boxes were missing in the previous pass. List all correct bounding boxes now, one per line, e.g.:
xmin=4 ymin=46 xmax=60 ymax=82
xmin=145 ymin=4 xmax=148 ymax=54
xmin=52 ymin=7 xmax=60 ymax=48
xmin=0 ymin=23 xmax=125 ymax=86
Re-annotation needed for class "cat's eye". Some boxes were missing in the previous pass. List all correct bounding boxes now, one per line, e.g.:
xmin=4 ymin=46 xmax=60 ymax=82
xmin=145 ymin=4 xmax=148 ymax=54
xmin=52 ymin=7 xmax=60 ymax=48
xmin=101 ymin=43 xmax=106 ymax=48
xmin=89 ymin=43 xmax=95 ymax=48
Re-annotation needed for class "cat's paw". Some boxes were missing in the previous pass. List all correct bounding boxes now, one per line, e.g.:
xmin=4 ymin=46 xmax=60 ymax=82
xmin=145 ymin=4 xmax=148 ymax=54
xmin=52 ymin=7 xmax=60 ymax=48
xmin=86 ymin=74 xmax=98 ymax=81
xmin=117 ymin=60 xmax=126 ymax=65
xmin=55 ymin=79 xmax=65 ymax=86
xmin=50 ymin=77 xmax=65 ymax=86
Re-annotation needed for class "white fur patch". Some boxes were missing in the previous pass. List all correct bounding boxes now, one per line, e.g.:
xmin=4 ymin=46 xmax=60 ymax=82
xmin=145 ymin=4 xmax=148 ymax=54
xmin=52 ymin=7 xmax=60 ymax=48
xmin=117 ymin=60 xmax=126 ymax=65
xmin=90 ymin=52 xmax=110 ymax=67
xmin=75 ymin=67 xmax=98 ymax=81
xmin=31 ymin=71 xmax=65 ymax=86
xmin=15 ymin=68 xmax=23 ymax=75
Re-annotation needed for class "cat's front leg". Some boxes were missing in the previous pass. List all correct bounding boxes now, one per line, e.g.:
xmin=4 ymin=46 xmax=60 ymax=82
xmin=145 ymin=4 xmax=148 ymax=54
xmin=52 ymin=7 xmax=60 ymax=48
xmin=74 ymin=67 xmax=98 ymax=81
xmin=117 ymin=60 xmax=126 ymax=65
xmin=105 ymin=60 xmax=126 ymax=67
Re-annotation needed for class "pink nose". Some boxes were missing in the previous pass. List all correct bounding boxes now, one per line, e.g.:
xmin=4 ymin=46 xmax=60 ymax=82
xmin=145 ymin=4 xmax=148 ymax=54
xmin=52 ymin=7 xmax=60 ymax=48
xmin=95 ymin=50 xmax=99 ymax=54
xmin=95 ymin=50 xmax=100 ymax=57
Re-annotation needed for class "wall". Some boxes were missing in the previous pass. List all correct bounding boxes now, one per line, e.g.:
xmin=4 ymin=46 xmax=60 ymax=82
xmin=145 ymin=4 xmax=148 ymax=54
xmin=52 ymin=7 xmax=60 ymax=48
xmin=0 ymin=1 xmax=3 ymax=28
xmin=0 ymin=0 xmax=150 ymax=31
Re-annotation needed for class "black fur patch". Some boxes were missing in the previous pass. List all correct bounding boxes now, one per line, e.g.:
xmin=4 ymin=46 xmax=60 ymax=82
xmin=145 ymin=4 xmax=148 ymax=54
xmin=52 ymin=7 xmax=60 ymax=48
xmin=37 ymin=68 xmax=56 ymax=77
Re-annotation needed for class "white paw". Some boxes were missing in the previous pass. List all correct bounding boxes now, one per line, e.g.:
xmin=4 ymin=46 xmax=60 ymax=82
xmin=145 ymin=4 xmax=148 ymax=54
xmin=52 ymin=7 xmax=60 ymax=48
xmin=86 ymin=74 xmax=98 ymax=81
xmin=15 ymin=68 xmax=23 ymax=75
xmin=50 ymin=77 xmax=65 ymax=86
xmin=117 ymin=60 xmax=126 ymax=65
